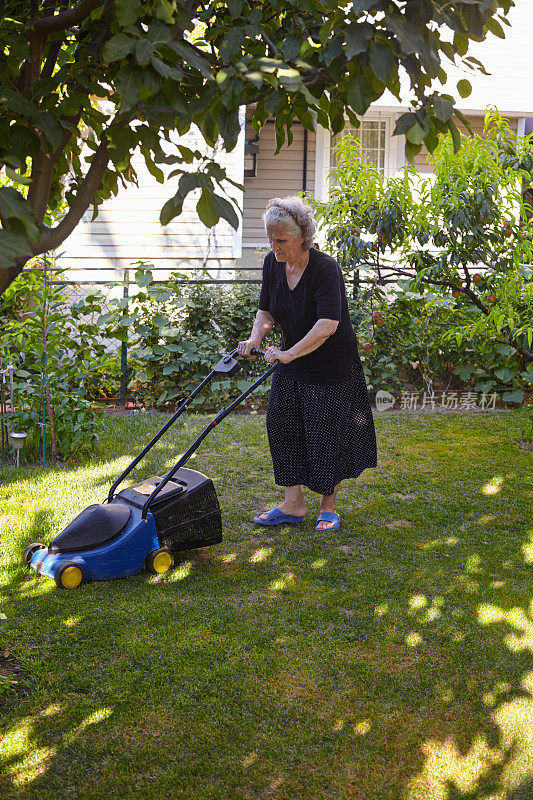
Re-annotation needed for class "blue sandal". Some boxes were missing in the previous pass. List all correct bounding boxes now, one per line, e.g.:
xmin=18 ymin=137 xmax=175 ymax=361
xmin=252 ymin=507 xmax=305 ymax=526
xmin=315 ymin=512 xmax=340 ymax=531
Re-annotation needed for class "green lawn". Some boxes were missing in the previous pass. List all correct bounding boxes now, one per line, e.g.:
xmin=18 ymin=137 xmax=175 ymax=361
xmin=1 ymin=409 xmax=532 ymax=800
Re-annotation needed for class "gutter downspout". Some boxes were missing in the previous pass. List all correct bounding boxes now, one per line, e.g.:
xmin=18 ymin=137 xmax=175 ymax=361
xmin=303 ymin=129 xmax=308 ymax=192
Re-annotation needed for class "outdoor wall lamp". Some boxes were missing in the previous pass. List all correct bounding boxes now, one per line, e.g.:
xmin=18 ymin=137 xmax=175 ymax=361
xmin=9 ymin=431 xmax=28 ymax=468
xmin=244 ymin=135 xmax=259 ymax=178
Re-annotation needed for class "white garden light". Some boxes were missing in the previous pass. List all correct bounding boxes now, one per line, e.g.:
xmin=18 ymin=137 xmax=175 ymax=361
xmin=9 ymin=431 xmax=28 ymax=468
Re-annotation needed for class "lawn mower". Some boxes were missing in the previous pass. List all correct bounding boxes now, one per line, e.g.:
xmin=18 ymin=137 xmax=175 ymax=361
xmin=24 ymin=348 xmax=274 ymax=588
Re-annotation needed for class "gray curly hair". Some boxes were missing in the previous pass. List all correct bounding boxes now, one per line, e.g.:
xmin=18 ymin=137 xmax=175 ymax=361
xmin=263 ymin=195 xmax=317 ymax=251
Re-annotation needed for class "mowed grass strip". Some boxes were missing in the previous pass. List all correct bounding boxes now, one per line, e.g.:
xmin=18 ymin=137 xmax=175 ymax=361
xmin=0 ymin=409 xmax=532 ymax=800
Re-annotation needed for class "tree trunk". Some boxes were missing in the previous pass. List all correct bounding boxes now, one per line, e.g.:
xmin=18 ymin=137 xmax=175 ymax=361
xmin=0 ymin=264 xmax=25 ymax=296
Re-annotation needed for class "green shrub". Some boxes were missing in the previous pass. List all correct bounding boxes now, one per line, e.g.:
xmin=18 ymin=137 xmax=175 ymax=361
xmin=1 ymin=259 xmax=115 ymax=462
xmin=307 ymin=108 xmax=533 ymax=403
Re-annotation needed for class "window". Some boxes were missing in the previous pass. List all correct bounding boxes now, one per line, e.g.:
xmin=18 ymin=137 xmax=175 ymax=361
xmin=330 ymin=115 xmax=394 ymax=179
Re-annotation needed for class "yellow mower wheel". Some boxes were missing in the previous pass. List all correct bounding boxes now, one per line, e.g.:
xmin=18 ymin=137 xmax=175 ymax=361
xmin=145 ymin=548 xmax=173 ymax=575
xmin=55 ymin=563 xmax=84 ymax=589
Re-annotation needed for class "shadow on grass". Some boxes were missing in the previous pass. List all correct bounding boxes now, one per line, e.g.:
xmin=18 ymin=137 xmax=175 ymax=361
xmin=1 ymin=412 xmax=532 ymax=799
xmin=1 ymin=510 xmax=532 ymax=799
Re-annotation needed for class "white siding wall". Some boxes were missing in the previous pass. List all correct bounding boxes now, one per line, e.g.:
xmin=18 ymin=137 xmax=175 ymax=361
xmin=373 ymin=0 xmax=533 ymax=116
xmin=239 ymin=120 xmax=315 ymax=272
xmin=412 ymin=114 xmax=519 ymax=174
xmin=59 ymin=120 xmax=245 ymax=282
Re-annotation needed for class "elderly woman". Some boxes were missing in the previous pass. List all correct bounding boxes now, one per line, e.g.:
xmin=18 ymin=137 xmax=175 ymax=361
xmin=237 ymin=196 xmax=377 ymax=531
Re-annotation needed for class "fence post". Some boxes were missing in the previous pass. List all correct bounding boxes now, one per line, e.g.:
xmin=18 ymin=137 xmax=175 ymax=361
xmin=119 ymin=269 xmax=129 ymax=411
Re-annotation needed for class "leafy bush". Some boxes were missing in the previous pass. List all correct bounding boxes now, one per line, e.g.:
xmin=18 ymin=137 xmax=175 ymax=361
xmin=1 ymin=259 xmax=116 ymax=462
xmin=307 ymin=108 xmax=533 ymax=403
xmin=123 ymin=267 xmax=276 ymax=411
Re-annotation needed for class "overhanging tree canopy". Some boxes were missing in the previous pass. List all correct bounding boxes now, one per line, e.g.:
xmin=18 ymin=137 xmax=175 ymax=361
xmin=0 ymin=0 xmax=515 ymax=293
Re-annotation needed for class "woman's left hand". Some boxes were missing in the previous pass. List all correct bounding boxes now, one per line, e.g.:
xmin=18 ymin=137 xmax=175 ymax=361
xmin=264 ymin=346 xmax=292 ymax=365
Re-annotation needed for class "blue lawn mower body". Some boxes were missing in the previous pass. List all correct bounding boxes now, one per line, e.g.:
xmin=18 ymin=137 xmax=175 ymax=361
xmin=24 ymin=349 xmax=275 ymax=588
xmin=27 ymin=500 xmax=160 ymax=584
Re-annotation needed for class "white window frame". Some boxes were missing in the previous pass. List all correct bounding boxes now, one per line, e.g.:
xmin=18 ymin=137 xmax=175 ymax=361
xmin=315 ymin=110 xmax=404 ymax=202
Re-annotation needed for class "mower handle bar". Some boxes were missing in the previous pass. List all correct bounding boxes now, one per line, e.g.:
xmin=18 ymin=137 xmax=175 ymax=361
xmin=107 ymin=346 xmax=273 ymax=505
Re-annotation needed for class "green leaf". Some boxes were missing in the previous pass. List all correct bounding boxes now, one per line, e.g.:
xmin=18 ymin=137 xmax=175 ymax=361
xmin=221 ymin=27 xmax=245 ymax=61
xmin=116 ymin=0 xmax=140 ymax=26
xmin=178 ymin=145 xmax=195 ymax=163
xmin=256 ymin=56 xmax=284 ymax=74
xmin=227 ymin=0 xmax=243 ymax=17
xmin=119 ymin=314 xmax=138 ymax=326
xmin=405 ymin=121 xmax=426 ymax=145
xmin=501 ymin=389 xmax=523 ymax=403
xmin=5 ymin=167 xmax=32 ymax=185
xmin=344 ymin=22 xmax=374 ymax=58
xmin=495 ymin=343 xmax=515 ymax=356
xmin=453 ymin=107 xmax=473 ymax=135
xmin=160 ymin=172 xmax=200 ymax=225
xmin=244 ymin=71 xmax=263 ymax=89
xmin=454 ymin=363 xmax=474 ymax=380
xmin=103 ymin=34 xmax=135 ymax=63
xmin=0 ymin=188 xmax=39 ymax=240
xmin=134 ymin=40 xmax=155 ymax=66
xmin=448 ymin=119 xmax=461 ymax=153
xmin=385 ymin=13 xmax=426 ymax=54
xmin=212 ymin=193 xmax=240 ymax=230
xmin=150 ymin=57 xmax=182 ymax=81
xmin=0 ymin=230 xmax=33 ymax=268
xmin=457 ymin=79 xmax=472 ymax=99
xmin=115 ymin=65 xmax=142 ymax=113
xmin=486 ymin=16 xmax=505 ymax=39
xmin=461 ymin=4 xmax=484 ymax=38
xmin=197 ymin=189 xmax=219 ymax=227
xmin=352 ymin=0 xmax=378 ymax=12
xmin=166 ymin=41 xmax=213 ymax=79
xmin=404 ymin=140 xmax=422 ymax=164
xmin=453 ymin=32 xmax=468 ymax=57
xmin=393 ymin=112 xmax=418 ymax=136
xmin=368 ymin=41 xmax=395 ymax=83
xmin=297 ymin=107 xmax=317 ymax=131
xmin=433 ymin=96 xmax=454 ymax=123
xmin=463 ymin=55 xmax=490 ymax=76
xmin=494 ymin=367 xmax=517 ymax=382
xmin=155 ymin=0 xmax=174 ymax=24
xmin=346 ymin=71 xmax=372 ymax=115
xmin=34 ymin=113 xmax=62 ymax=149
xmin=135 ymin=268 xmax=153 ymax=287
xmin=277 ymin=67 xmax=301 ymax=91
xmin=282 ymin=36 xmax=301 ymax=60
xmin=141 ymin=148 xmax=164 ymax=183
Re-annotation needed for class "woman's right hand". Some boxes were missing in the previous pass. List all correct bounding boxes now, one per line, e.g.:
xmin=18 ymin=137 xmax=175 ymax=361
xmin=237 ymin=339 xmax=260 ymax=359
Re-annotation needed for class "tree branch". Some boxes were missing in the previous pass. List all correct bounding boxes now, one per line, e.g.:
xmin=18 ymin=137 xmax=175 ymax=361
xmin=32 ymin=0 xmax=103 ymax=34
xmin=260 ymin=30 xmax=278 ymax=56
xmin=27 ymin=148 xmax=55 ymax=226
xmin=27 ymin=113 xmax=82 ymax=227
xmin=38 ymin=137 xmax=110 ymax=252
xmin=40 ymin=39 xmax=63 ymax=81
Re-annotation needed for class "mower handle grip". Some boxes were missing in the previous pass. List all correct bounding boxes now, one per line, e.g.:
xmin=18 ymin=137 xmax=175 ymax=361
xmin=228 ymin=347 xmax=265 ymax=358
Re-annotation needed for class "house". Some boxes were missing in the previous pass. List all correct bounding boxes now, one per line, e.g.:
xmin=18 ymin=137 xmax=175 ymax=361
xmin=59 ymin=1 xmax=533 ymax=285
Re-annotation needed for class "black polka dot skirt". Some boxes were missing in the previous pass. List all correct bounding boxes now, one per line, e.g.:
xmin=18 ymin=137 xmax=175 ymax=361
xmin=265 ymin=359 xmax=378 ymax=495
